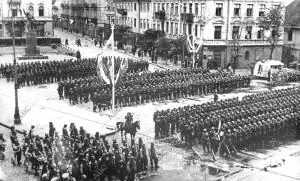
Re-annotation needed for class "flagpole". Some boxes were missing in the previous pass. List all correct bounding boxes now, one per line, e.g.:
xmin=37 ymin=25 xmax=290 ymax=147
xmin=111 ymin=24 xmax=115 ymax=110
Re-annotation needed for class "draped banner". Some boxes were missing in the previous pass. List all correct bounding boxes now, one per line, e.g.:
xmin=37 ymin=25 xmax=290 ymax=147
xmin=97 ymin=53 xmax=128 ymax=85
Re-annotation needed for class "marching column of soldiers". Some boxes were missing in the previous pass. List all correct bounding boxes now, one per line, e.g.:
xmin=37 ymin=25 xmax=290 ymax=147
xmin=9 ymin=121 xmax=158 ymax=181
xmin=57 ymin=68 xmax=251 ymax=111
xmin=0 ymin=58 xmax=149 ymax=87
xmin=153 ymin=87 xmax=300 ymax=158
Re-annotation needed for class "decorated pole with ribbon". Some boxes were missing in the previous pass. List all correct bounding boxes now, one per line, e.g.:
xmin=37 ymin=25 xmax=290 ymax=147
xmin=111 ymin=24 xmax=115 ymax=110
xmin=187 ymin=27 xmax=203 ymax=68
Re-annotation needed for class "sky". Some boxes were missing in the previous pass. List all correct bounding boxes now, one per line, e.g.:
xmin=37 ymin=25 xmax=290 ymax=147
xmin=283 ymin=0 xmax=295 ymax=6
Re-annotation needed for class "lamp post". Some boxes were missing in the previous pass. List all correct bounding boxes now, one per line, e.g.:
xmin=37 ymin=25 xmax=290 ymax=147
xmin=11 ymin=1 xmax=21 ymax=124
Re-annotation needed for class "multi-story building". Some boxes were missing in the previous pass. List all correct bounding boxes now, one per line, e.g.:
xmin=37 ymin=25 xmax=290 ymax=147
xmin=60 ymin=0 xmax=115 ymax=37
xmin=114 ymin=0 xmax=284 ymax=68
xmin=284 ymin=0 xmax=300 ymax=63
xmin=0 ymin=0 xmax=53 ymax=37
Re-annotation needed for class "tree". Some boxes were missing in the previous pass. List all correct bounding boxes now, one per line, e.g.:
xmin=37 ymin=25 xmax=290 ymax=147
xmin=137 ymin=29 xmax=164 ymax=62
xmin=258 ymin=4 xmax=284 ymax=60
xmin=155 ymin=37 xmax=172 ymax=64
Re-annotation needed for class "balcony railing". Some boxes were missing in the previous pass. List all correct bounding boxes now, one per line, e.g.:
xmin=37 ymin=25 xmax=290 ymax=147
xmin=203 ymin=40 xmax=226 ymax=46
xmin=181 ymin=13 xmax=193 ymax=23
xmin=155 ymin=10 xmax=166 ymax=21
xmin=117 ymin=9 xmax=127 ymax=16
xmin=3 ymin=17 xmax=25 ymax=21
xmin=7 ymin=0 xmax=21 ymax=4
xmin=228 ymin=39 xmax=284 ymax=45
xmin=91 ymin=3 xmax=97 ymax=8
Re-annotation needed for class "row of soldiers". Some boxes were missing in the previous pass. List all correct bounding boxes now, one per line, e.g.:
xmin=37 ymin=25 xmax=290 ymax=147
xmin=0 ymin=58 xmax=149 ymax=87
xmin=153 ymin=87 xmax=300 ymax=158
xmin=57 ymin=68 xmax=251 ymax=111
xmin=9 ymin=121 xmax=158 ymax=181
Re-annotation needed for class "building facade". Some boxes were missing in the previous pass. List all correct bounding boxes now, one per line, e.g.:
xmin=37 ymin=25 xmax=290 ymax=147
xmin=284 ymin=0 xmax=300 ymax=63
xmin=113 ymin=0 xmax=284 ymax=68
xmin=0 ymin=0 xmax=53 ymax=38
xmin=59 ymin=0 xmax=115 ymax=37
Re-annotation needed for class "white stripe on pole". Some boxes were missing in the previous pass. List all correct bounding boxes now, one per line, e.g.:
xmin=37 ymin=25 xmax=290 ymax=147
xmin=111 ymin=24 xmax=115 ymax=110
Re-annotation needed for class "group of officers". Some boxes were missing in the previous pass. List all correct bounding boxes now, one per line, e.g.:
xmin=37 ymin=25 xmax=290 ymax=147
xmin=153 ymin=87 xmax=300 ymax=159
xmin=57 ymin=68 xmax=251 ymax=111
xmin=9 ymin=121 xmax=158 ymax=181
xmin=0 ymin=58 xmax=149 ymax=87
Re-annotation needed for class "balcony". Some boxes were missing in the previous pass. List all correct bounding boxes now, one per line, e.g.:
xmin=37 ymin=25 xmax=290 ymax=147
xmin=91 ymin=3 xmax=97 ymax=8
xmin=155 ymin=10 xmax=166 ymax=21
xmin=84 ymin=2 xmax=89 ymax=8
xmin=7 ymin=0 xmax=21 ymax=4
xmin=203 ymin=39 xmax=226 ymax=46
xmin=3 ymin=17 xmax=25 ymax=21
xmin=181 ymin=13 xmax=193 ymax=23
xmin=228 ymin=39 xmax=284 ymax=46
xmin=117 ymin=9 xmax=127 ymax=16
xmin=91 ymin=18 xmax=97 ymax=25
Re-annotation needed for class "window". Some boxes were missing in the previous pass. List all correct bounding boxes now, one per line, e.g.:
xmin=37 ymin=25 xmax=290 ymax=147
xmin=214 ymin=26 xmax=222 ymax=39
xmin=245 ymin=26 xmax=252 ymax=39
xmin=153 ymin=23 xmax=156 ymax=30
xmin=201 ymin=3 xmax=205 ymax=16
xmin=183 ymin=23 xmax=186 ymax=34
xmin=162 ymin=3 xmax=165 ymax=11
xmin=147 ymin=20 xmax=149 ymax=29
xmin=189 ymin=3 xmax=192 ymax=13
xmin=259 ymin=4 xmax=266 ymax=17
xmin=247 ymin=4 xmax=253 ymax=16
xmin=166 ymin=22 xmax=169 ymax=33
xmin=257 ymin=26 xmax=264 ymax=39
xmin=28 ymin=6 xmax=34 ymax=16
xmin=39 ymin=6 xmax=44 ymax=16
xmin=157 ymin=23 xmax=160 ymax=30
xmin=157 ymin=3 xmax=160 ymax=11
xmin=195 ymin=24 xmax=198 ymax=37
xmin=245 ymin=51 xmax=250 ymax=61
xmin=234 ymin=4 xmax=241 ymax=17
xmin=166 ymin=3 xmax=169 ymax=13
xmin=175 ymin=4 xmax=178 ymax=15
xmin=188 ymin=23 xmax=192 ymax=35
xmin=134 ymin=18 xmax=136 ymax=27
xmin=288 ymin=29 xmax=293 ymax=41
xmin=232 ymin=26 xmax=240 ymax=39
xmin=134 ymin=3 xmax=136 ymax=11
xmin=215 ymin=3 xmax=223 ymax=16
xmin=175 ymin=23 xmax=178 ymax=34
xmin=171 ymin=3 xmax=174 ymax=14
xmin=153 ymin=3 xmax=156 ymax=12
xmin=171 ymin=22 xmax=174 ymax=34
xmin=183 ymin=3 xmax=186 ymax=13
xmin=195 ymin=3 xmax=198 ymax=15
xmin=12 ymin=9 xmax=17 ymax=17
xmin=147 ymin=3 xmax=150 ymax=12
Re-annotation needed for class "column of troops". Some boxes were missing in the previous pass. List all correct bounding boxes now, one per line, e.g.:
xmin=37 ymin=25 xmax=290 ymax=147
xmin=9 ymin=122 xmax=158 ymax=181
xmin=153 ymin=87 xmax=300 ymax=158
xmin=0 ymin=58 xmax=149 ymax=87
xmin=57 ymin=68 xmax=251 ymax=111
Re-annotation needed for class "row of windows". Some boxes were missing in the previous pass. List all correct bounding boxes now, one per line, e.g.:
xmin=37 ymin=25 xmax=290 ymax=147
xmin=216 ymin=3 xmax=266 ymax=17
xmin=27 ymin=6 xmax=44 ymax=17
xmin=214 ymin=26 xmax=265 ymax=40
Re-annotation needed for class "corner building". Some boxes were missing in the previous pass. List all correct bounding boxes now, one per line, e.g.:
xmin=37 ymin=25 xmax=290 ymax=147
xmin=114 ymin=0 xmax=284 ymax=68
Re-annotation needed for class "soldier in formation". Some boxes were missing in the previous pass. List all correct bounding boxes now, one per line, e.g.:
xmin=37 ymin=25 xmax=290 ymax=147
xmin=153 ymin=87 xmax=300 ymax=159
xmin=10 ymin=121 xmax=159 ymax=181
xmin=0 ymin=58 xmax=149 ymax=87
xmin=59 ymin=68 xmax=251 ymax=112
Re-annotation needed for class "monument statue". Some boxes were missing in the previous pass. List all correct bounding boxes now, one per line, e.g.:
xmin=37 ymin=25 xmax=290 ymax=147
xmin=23 ymin=9 xmax=35 ymax=31
xmin=20 ymin=9 xmax=48 ymax=60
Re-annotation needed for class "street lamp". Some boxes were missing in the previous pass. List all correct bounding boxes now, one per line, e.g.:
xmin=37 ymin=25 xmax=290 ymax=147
xmin=11 ymin=0 xmax=21 ymax=124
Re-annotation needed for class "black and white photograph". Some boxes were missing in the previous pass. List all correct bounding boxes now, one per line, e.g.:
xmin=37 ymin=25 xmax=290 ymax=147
xmin=0 ymin=0 xmax=300 ymax=180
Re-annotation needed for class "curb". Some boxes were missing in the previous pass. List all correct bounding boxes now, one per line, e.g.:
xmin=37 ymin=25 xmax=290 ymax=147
xmin=0 ymin=122 xmax=26 ymax=135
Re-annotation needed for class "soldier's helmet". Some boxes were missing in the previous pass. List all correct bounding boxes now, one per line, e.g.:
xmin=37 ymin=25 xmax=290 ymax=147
xmin=203 ymin=128 xmax=207 ymax=132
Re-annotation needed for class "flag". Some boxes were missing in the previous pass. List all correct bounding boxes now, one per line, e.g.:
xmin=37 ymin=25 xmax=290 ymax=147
xmin=115 ymin=57 xmax=128 ymax=84
xmin=97 ymin=55 xmax=111 ymax=85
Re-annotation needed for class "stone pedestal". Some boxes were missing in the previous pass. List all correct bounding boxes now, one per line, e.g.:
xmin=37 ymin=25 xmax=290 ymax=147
xmin=19 ymin=31 xmax=48 ymax=60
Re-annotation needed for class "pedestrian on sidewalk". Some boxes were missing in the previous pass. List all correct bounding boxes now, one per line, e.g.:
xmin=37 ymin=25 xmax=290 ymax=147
xmin=65 ymin=38 xmax=68 ymax=46
xmin=94 ymin=39 xmax=97 ymax=46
